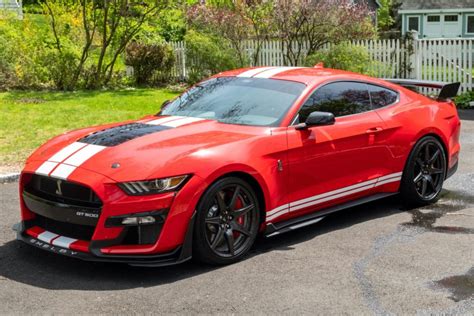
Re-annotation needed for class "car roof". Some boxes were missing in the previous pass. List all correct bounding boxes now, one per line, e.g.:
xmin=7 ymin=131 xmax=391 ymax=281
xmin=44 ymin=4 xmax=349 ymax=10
xmin=215 ymin=66 xmax=402 ymax=91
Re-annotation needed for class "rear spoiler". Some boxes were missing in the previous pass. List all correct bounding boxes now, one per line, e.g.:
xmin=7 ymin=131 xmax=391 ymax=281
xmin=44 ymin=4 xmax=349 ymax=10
xmin=384 ymin=79 xmax=461 ymax=101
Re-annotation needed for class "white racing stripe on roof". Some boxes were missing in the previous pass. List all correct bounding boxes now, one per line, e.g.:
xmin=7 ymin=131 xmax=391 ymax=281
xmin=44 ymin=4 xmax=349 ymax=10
xmin=161 ymin=117 xmax=205 ymax=128
xmin=146 ymin=116 xmax=184 ymax=125
xmin=48 ymin=142 xmax=88 ymax=163
xmin=253 ymin=67 xmax=304 ymax=79
xmin=237 ymin=67 xmax=277 ymax=78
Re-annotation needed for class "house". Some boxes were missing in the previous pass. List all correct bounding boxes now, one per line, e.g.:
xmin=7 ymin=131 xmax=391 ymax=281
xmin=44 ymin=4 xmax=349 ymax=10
xmin=0 ymin=0 xmax=23 ymax=19
xmin=399 ymin=0 xmax=474 ymax=38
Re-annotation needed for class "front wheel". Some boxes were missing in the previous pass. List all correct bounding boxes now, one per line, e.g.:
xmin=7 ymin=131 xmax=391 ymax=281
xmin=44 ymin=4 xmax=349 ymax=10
xmin=400 ymin=136 xmax=446 ymax=207
xmin=193 ymin=177 xmax=260 ymax=265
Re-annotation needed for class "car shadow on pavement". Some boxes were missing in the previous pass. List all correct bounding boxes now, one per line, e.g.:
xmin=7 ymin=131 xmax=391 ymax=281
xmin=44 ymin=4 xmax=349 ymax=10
xmin=0 ymin=196 xmax=403 ymax=291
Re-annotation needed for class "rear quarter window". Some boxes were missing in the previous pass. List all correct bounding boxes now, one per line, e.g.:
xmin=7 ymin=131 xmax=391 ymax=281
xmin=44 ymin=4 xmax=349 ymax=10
xmin=368 ymin=85 xmax=398 ymax=109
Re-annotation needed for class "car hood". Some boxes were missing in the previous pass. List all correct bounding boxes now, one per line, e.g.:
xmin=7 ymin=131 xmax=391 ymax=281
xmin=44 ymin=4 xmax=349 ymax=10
xmin=27 ymin=116 xmax=266 ymax=182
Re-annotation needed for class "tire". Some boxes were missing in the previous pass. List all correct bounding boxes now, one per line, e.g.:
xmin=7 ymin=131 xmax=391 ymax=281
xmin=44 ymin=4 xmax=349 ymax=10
xmin=400 ymin=136 xmax=447 ymax=207
xmin=193 ymin=177 xmax=260 ymax=265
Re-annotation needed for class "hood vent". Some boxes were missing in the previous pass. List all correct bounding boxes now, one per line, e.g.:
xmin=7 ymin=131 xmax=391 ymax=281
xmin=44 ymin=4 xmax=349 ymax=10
xmin=78 ymin=123 xmax=172 ymax=147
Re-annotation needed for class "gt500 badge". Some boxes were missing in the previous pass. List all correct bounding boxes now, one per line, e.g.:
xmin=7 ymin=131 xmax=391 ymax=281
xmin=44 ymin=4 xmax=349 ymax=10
xmin=76 ymin=211 xmax=99 ymax=218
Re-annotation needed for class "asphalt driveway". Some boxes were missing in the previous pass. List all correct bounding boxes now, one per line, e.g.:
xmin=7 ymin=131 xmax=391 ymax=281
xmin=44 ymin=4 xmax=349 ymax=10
xmin=0 ymin=112 xmax=473 ymax=314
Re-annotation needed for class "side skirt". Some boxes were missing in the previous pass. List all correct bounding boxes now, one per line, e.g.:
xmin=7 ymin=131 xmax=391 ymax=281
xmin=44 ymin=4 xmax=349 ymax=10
xmin=265 ymin=193 xmax=397 ymax=238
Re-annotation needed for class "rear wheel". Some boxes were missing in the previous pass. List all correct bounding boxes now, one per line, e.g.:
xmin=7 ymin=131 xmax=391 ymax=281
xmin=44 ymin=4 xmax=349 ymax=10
xmin=193 ymin=177 xmax=260 ymax=265
xmin=400 ymin=136 xmax=446 ymax=207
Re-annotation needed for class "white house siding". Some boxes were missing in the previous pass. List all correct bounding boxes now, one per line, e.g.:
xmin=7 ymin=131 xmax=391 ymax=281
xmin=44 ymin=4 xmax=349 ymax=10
xmin=0 ymin=0 xmax=23 ymax=19
xmin=399 ymin=8 xmax=474 ymax=38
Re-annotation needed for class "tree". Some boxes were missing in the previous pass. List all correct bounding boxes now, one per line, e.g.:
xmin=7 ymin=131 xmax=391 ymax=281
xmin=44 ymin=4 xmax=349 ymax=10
xmin=244 ymin=0 xmax=273 ymax=65
xmin=377 ymin=0 xmax=394 ymax=31
xmin=187 ymin=4 xmax=250 ymax=67
xmin=43 ymin=0 xmax=166 ymax=90
xmin=271 ymin=0 xmax=376 ymax=66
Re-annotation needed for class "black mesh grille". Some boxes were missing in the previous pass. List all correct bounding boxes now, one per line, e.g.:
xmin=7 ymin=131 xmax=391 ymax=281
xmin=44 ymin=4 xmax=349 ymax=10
xmin=31 ymin=214 xmax=95 ymax=240
xmin=25 ymin=174 xmax=102 ymax=208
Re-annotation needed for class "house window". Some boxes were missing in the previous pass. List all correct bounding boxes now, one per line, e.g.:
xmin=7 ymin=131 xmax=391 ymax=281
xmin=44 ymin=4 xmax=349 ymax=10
xmin=444 ymin=15 xmax=458 ymax=22
xmin=467 ymin=15 xmax=474 ymax=34
xmin=427 ymin=15 xmax=441 ymax=23
xmin=408 ymin=16 xmax=420 ymax=32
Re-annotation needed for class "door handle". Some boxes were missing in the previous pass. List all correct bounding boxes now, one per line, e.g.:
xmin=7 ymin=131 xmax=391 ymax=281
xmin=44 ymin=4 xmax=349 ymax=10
xmin=366 ymin=127 xmax=384 ymax=134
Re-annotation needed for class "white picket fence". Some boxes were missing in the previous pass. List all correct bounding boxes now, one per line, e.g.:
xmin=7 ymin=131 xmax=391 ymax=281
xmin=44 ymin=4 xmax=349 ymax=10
xmin=170 ymin=38 xmax=474 ymax=93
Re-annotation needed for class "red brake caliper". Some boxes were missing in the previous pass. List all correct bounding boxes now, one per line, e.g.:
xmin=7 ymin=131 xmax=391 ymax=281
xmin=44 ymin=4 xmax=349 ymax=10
xmin=234 ymin=197 xmax=244 ymax=238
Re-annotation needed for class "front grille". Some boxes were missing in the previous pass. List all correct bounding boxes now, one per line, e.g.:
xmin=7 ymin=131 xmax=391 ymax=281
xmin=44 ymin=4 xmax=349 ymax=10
xmin=24 ymin=174 xmax=103 ymax=241
xmin=31 ymin=214 xmax=95 ymax=240
xmin=25 ymin=174 xmax=102 ymax=208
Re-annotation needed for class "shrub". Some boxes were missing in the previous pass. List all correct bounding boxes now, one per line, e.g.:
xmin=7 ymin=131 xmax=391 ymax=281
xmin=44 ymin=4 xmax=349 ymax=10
xmin=455 ymin=90 xmax=474 ymax=109
xmin=305 ymin=43 xmax=373 ymax=75
xmin=184 ymin=30 xmax=239 ymax=83
xmin=125 ymin=42 xmax=175 ymax=86
xmin=0 ymin=14 xmax=51 ymax=90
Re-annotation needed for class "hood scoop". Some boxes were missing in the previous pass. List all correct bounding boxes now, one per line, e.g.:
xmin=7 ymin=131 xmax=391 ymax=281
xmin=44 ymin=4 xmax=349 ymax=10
xmin=78 ymin=123 xmax=172 ymax=147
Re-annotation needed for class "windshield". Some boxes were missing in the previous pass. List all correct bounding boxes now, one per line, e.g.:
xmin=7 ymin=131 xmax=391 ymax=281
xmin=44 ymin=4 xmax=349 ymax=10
xmin=160 ymin=77 xmax=305 ymax=126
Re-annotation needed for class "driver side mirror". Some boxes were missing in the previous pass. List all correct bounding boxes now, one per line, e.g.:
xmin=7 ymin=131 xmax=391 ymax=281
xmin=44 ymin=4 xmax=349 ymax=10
xmin=296 ymin=111 xmax=335 ymax=130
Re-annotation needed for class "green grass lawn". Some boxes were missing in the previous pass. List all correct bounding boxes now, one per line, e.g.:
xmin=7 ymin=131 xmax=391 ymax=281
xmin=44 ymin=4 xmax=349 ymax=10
xmin=0 ymin=88 xmax=179 ymax=169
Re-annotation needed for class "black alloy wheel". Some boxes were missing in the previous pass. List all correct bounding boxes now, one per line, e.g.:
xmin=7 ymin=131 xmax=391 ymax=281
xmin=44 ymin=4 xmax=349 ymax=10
xmin=193 ymin=177 xmax=259 ymax=264
xmin=413 ymin=141 xmax=445 ymax=200
xmin=401 ymin=136 xmax=446 ymax=207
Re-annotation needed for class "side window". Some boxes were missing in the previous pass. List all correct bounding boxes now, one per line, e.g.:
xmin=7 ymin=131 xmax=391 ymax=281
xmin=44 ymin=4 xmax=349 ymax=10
xmin=298 ymin=82 xmax=371 ymax=122
xmin=368 ymin=85 xmax=398 ymax=109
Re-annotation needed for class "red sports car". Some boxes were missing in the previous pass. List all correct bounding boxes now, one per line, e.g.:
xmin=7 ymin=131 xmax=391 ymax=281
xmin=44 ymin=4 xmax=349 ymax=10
xmin=15 ymin=66 xmax=461 ymax=266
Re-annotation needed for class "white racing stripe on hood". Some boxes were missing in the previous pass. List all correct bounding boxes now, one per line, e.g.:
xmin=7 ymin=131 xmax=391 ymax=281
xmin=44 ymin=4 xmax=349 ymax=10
xmin=237 ymin=67 xmax=277 ymax=78
xmin=35 ymin=143 xmax=106 ymax=180
xmin=49 ymin=163 xmax=77 ymax=180
xmin=253 ymin=67 xmax=304 ymax=78
xmin=48 ymin=142 xmax=88 ymax=163
xmin=62 ymin=144 xmax=106 ymax=167
xmin=35 ymin=161 xmax=59 ymax=176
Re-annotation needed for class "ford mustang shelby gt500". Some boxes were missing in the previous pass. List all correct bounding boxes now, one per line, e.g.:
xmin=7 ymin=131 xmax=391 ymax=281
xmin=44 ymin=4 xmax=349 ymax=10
xmin=15 ymin=66 xmax=461 ymax=266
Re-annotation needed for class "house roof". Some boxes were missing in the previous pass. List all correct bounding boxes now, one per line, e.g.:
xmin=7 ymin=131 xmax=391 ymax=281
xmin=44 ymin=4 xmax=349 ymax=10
xmin=400 ymin=0 xmax=474 ymax=10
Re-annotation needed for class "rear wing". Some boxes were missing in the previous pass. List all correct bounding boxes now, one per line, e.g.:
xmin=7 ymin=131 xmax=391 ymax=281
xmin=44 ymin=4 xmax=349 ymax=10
xmin=383 ymin=79 xmax=461 ymax=101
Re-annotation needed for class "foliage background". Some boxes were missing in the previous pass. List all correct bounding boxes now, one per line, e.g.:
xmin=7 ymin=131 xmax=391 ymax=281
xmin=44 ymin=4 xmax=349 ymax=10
xmin=0 ymin=0 xmax=377 ymax=90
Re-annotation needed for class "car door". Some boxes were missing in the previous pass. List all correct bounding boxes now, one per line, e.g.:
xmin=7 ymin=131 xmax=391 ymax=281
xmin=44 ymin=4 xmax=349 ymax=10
xmin=284 ymin=81 xmax=393 ymax=220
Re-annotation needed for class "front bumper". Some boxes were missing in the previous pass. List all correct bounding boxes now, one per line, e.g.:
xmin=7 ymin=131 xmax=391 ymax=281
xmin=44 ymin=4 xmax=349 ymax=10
xmin=18 ymin=163 xmax=207 ymax=265
xmin=14 ymin=213 xmax=195 ymax=267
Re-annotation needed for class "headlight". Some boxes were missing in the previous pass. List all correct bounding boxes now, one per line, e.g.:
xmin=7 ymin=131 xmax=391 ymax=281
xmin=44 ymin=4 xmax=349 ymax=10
xmin=118 ymin=175 xmax=190 ymax=195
